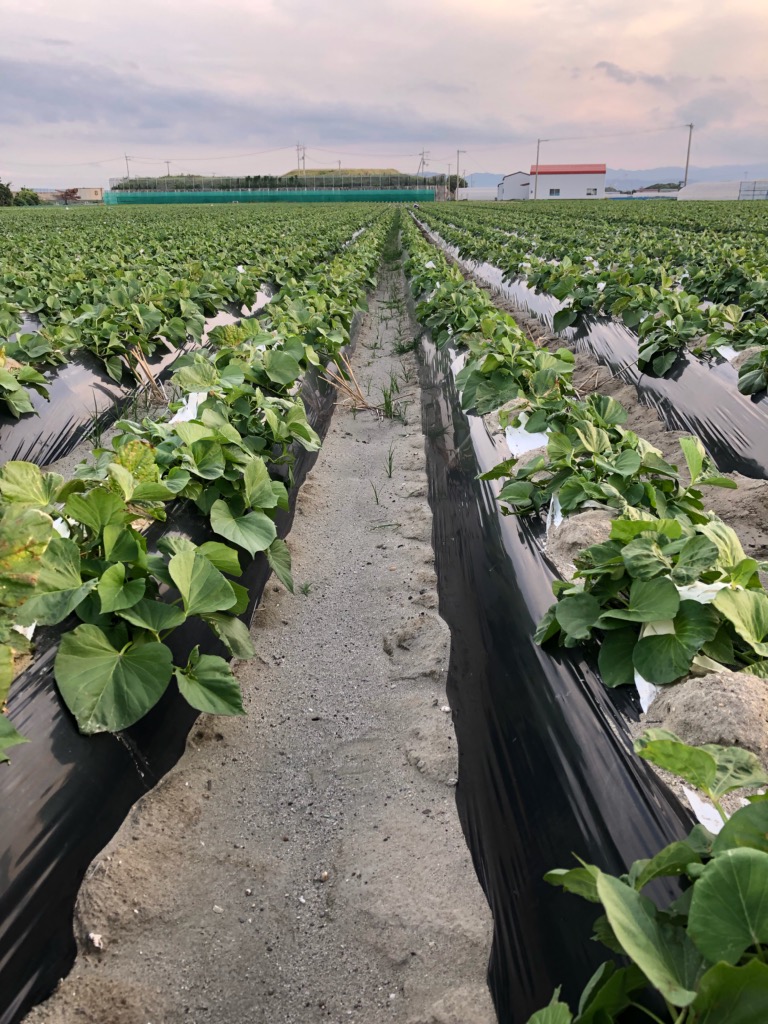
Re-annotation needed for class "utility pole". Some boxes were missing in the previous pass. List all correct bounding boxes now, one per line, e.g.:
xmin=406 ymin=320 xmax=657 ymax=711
xmin=534 ymin=138 xmax=541 ymax=199
xmin=124 ymin=153 xmax=131 ymax=180
xmin=296 ymin=142 xmax=302 ymax=173
xmin=455 ymin=149 xmax=465 ymax=199
xmin=417 ymin=148 xmax=429 ymax=176
xmin=447 ymin=162 xmax=451 ymax=200
xmin=683 ymin=123 xmax=694 ymax=188
xmin=302 ymin=146 xmax=306 ymax=173
xmin=165 ymin=160 xmax=171 ymax=178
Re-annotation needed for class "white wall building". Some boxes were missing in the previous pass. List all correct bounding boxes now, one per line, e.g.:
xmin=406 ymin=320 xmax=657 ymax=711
xmin=455 ymin=187 xmax=497 ymax=201
xmin=529 ymin=164 xmax=606 ymax=199
xmin=497 ymin=171 xmax=531 ymax=200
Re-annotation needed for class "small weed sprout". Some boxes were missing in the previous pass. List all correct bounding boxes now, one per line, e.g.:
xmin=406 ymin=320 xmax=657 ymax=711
xmin=370 ymin=481 xmax=380 ymax=505
xmin=88 ymin=395 xmax=104 ymax=446
xmin=385 ymin=443 xmax=395 ymax=478
xmin=381 ymin=385 xmax=394 ymax=419
xmin=299 ymin=582 xmax=312 ymax=596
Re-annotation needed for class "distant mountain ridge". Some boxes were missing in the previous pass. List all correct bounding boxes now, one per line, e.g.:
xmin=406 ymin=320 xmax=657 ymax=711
xmin=435 ymin=164 xmax=768 ymax=191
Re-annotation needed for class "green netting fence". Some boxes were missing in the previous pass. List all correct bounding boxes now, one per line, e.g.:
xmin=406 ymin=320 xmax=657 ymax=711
xmin=103 ymin=189 xmax=435 ymax=205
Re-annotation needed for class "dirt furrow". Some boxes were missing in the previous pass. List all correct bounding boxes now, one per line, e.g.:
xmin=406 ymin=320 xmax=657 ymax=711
xmin=24 ymin=260 xmax=495 ymax=1024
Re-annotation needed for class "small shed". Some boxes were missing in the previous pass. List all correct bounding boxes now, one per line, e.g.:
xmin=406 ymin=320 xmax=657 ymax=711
xmin=497 ymin=171 xmax=531 ymax=201
xmin=529 ymin=164 xmax=606 ymax=199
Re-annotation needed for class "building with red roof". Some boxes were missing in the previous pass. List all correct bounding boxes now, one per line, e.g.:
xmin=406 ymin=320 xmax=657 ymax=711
xmin=526 ymin=163 xmax=606 ymax=200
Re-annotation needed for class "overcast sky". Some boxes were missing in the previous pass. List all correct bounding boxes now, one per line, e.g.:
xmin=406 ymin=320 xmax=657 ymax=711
xmin=2 ymin=0 xmax=767 ymax=188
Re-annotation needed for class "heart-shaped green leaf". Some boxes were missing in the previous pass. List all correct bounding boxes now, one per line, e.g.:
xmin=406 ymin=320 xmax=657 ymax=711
xmin=210 ymin=500 xmax=276 ymax=556
xmin=98 ymin=562 xmax=146 ymax=613
xmin=17 ymin=537 xmax=96 ymax=625
xmin=54 ymin=624 xmax=173 ymax=733
xmin=688 ymin=849 xmax=768 ymax=965
xmin=168 ymin=549 xmax=236 ymax=616
xmin=175 ymin=647 xmax=244 ymax=716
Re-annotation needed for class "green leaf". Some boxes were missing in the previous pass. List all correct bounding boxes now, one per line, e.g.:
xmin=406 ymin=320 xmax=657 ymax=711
xmin=497 ymin=480 xmax=535 ymax=509
xmin=266 ymin=537 xmax=294 ymax=593
xmin=197 ymin=541 xmax=242 ymax=577
xmin=601 ymin=577 xmax=679 ymax=624
xmin=588 ymin=394 xmax=627 ymax=427
xmin=97 ymin=562 xmax=146 ymax=614
xmin=576 ymin=962 xmax=645 ymax=1024
xmin=229 ymin=581 xmax=250 ymax=615
xmin=679 ymin=436 xmax=706 ymax=485
xmin=175 ymin=647 xmax=245 ymax=716
xmin=116 ymin=598 xmax=186 ymax=635
xmin=168 ymin=550 xmax=236 ymax=616
xmin=575 ymin=423 xmax=610 ymax=455
xmin=526 ymin=988 xmax=573 ymax=1024
xmin=634 ymin=729 xmax=717 ymax=792
xmin=0 ymin=645 xmax=11 ymax=706
xmin=54 ymin=624 xmax=173 ymax=734
xmin=546 ymin=432 xmax=573 ymax=460
xmin=610 ymin=518 xmax=682 ymax=543
xmin=725 ymin=558 xmax=760 ymax=589
xmin=64 ymin=488 xmax=126 ymax=534
xmin=611 ymin=449 xmax=642 ymax=477
xmin=16 ymin=537 xmax=96 ymax=626
xmin=699 ymin=521 xmax=746 ymax=569
xmin=688 ymin=848 xmax=768 ymax=964
xmin=243 ymin=457 xmax=278 ymax=509
xmin=263 ymin=349 xmax=301 ymax=385
xmin=671 ymin=535 xmax=720 ymax=585
xmin=598 ymin=626 xmax=637 ymax=687
xmin=553 ymin=307 xmax=578 ymax=333
xmin=702 ymin=744 xmax=768 ymax=800
xmin=714 ymin=590 xmax=768 ymax=657
xmin=544 ymin=864 xmax=600 ymax=903
xmin=554 ymin=593 xmax=601 ymax=640
xmin=0 ymin=461 xmax=63 ymax=507
xmin=692 ymin=959 xmax=768 ymax=1023
xmin=713 ymin=802 xmax=768 ymax=855
xmin=210 ymin=500 xmax=277 ymax=557
xmin=591 ymin=913 xmax=625 ymax=955
xmin=632 ymin=602 xmax=720 ymax=684
xmin=102 ymin=525 xmax=146 ymax=566
xmin=629 ymin=841 xmax=702 ymax=890
xmin=184 ymin=439 xmax=226 ymax=480
xmin=201 ymin=612 xmax=255 ymax=659
xmin=621 ymin=535 xmax=671 ymax=580
xmin=595 ymin=872 xmax=701 ymax=1007
xmin=534 ymin=605 xmax=560 ymax=646
xmin=0 ymin=714 xmax=28 ymax=764
xmin=0 ymin=507 xmax=53 ymax=606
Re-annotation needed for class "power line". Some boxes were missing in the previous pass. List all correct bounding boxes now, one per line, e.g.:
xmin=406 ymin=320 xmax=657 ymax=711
xmin=536 ymin=124 xmax=690 ymax=143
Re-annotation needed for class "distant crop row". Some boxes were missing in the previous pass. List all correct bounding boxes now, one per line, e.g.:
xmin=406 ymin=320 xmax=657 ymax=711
xmin=0 ymin=204 xmax=381 ymax=415
xmin=417 ymin=200 xmax=768 ymax=393
xmin=0 ymin=208 xmax=386 ymax=760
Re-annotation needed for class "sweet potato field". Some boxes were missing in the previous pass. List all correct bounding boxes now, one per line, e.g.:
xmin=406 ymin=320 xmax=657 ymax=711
xmin=3 ymin=200 xmax=768 ymax=1024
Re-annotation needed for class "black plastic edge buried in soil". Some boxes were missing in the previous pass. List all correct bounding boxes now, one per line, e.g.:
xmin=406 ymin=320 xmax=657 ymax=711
xmin=417 ymin=327 xmax=693 ymax=1023
xmin=0 ymin=310 xmax=361 ymax=1024
xmin=416 ymin=219 xmax=768 ymax=480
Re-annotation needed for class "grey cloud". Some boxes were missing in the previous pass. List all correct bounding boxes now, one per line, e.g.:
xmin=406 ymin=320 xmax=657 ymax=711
xmin=676 ymin=89 xmax=752 ymax=128
xmin=0 ymin=57 xmax=522 ymax=149
xmin=594 ymin=61 xmax=677 ymax=90
xmin=40 ymin=38 xmax=73 ymax=47
xmin=595 ymin=61 xmax=637 ymax=85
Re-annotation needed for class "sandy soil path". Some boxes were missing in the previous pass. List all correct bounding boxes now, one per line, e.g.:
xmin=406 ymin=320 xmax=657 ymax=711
xmin=25 ymin=261 xmax=496 ymax=1024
